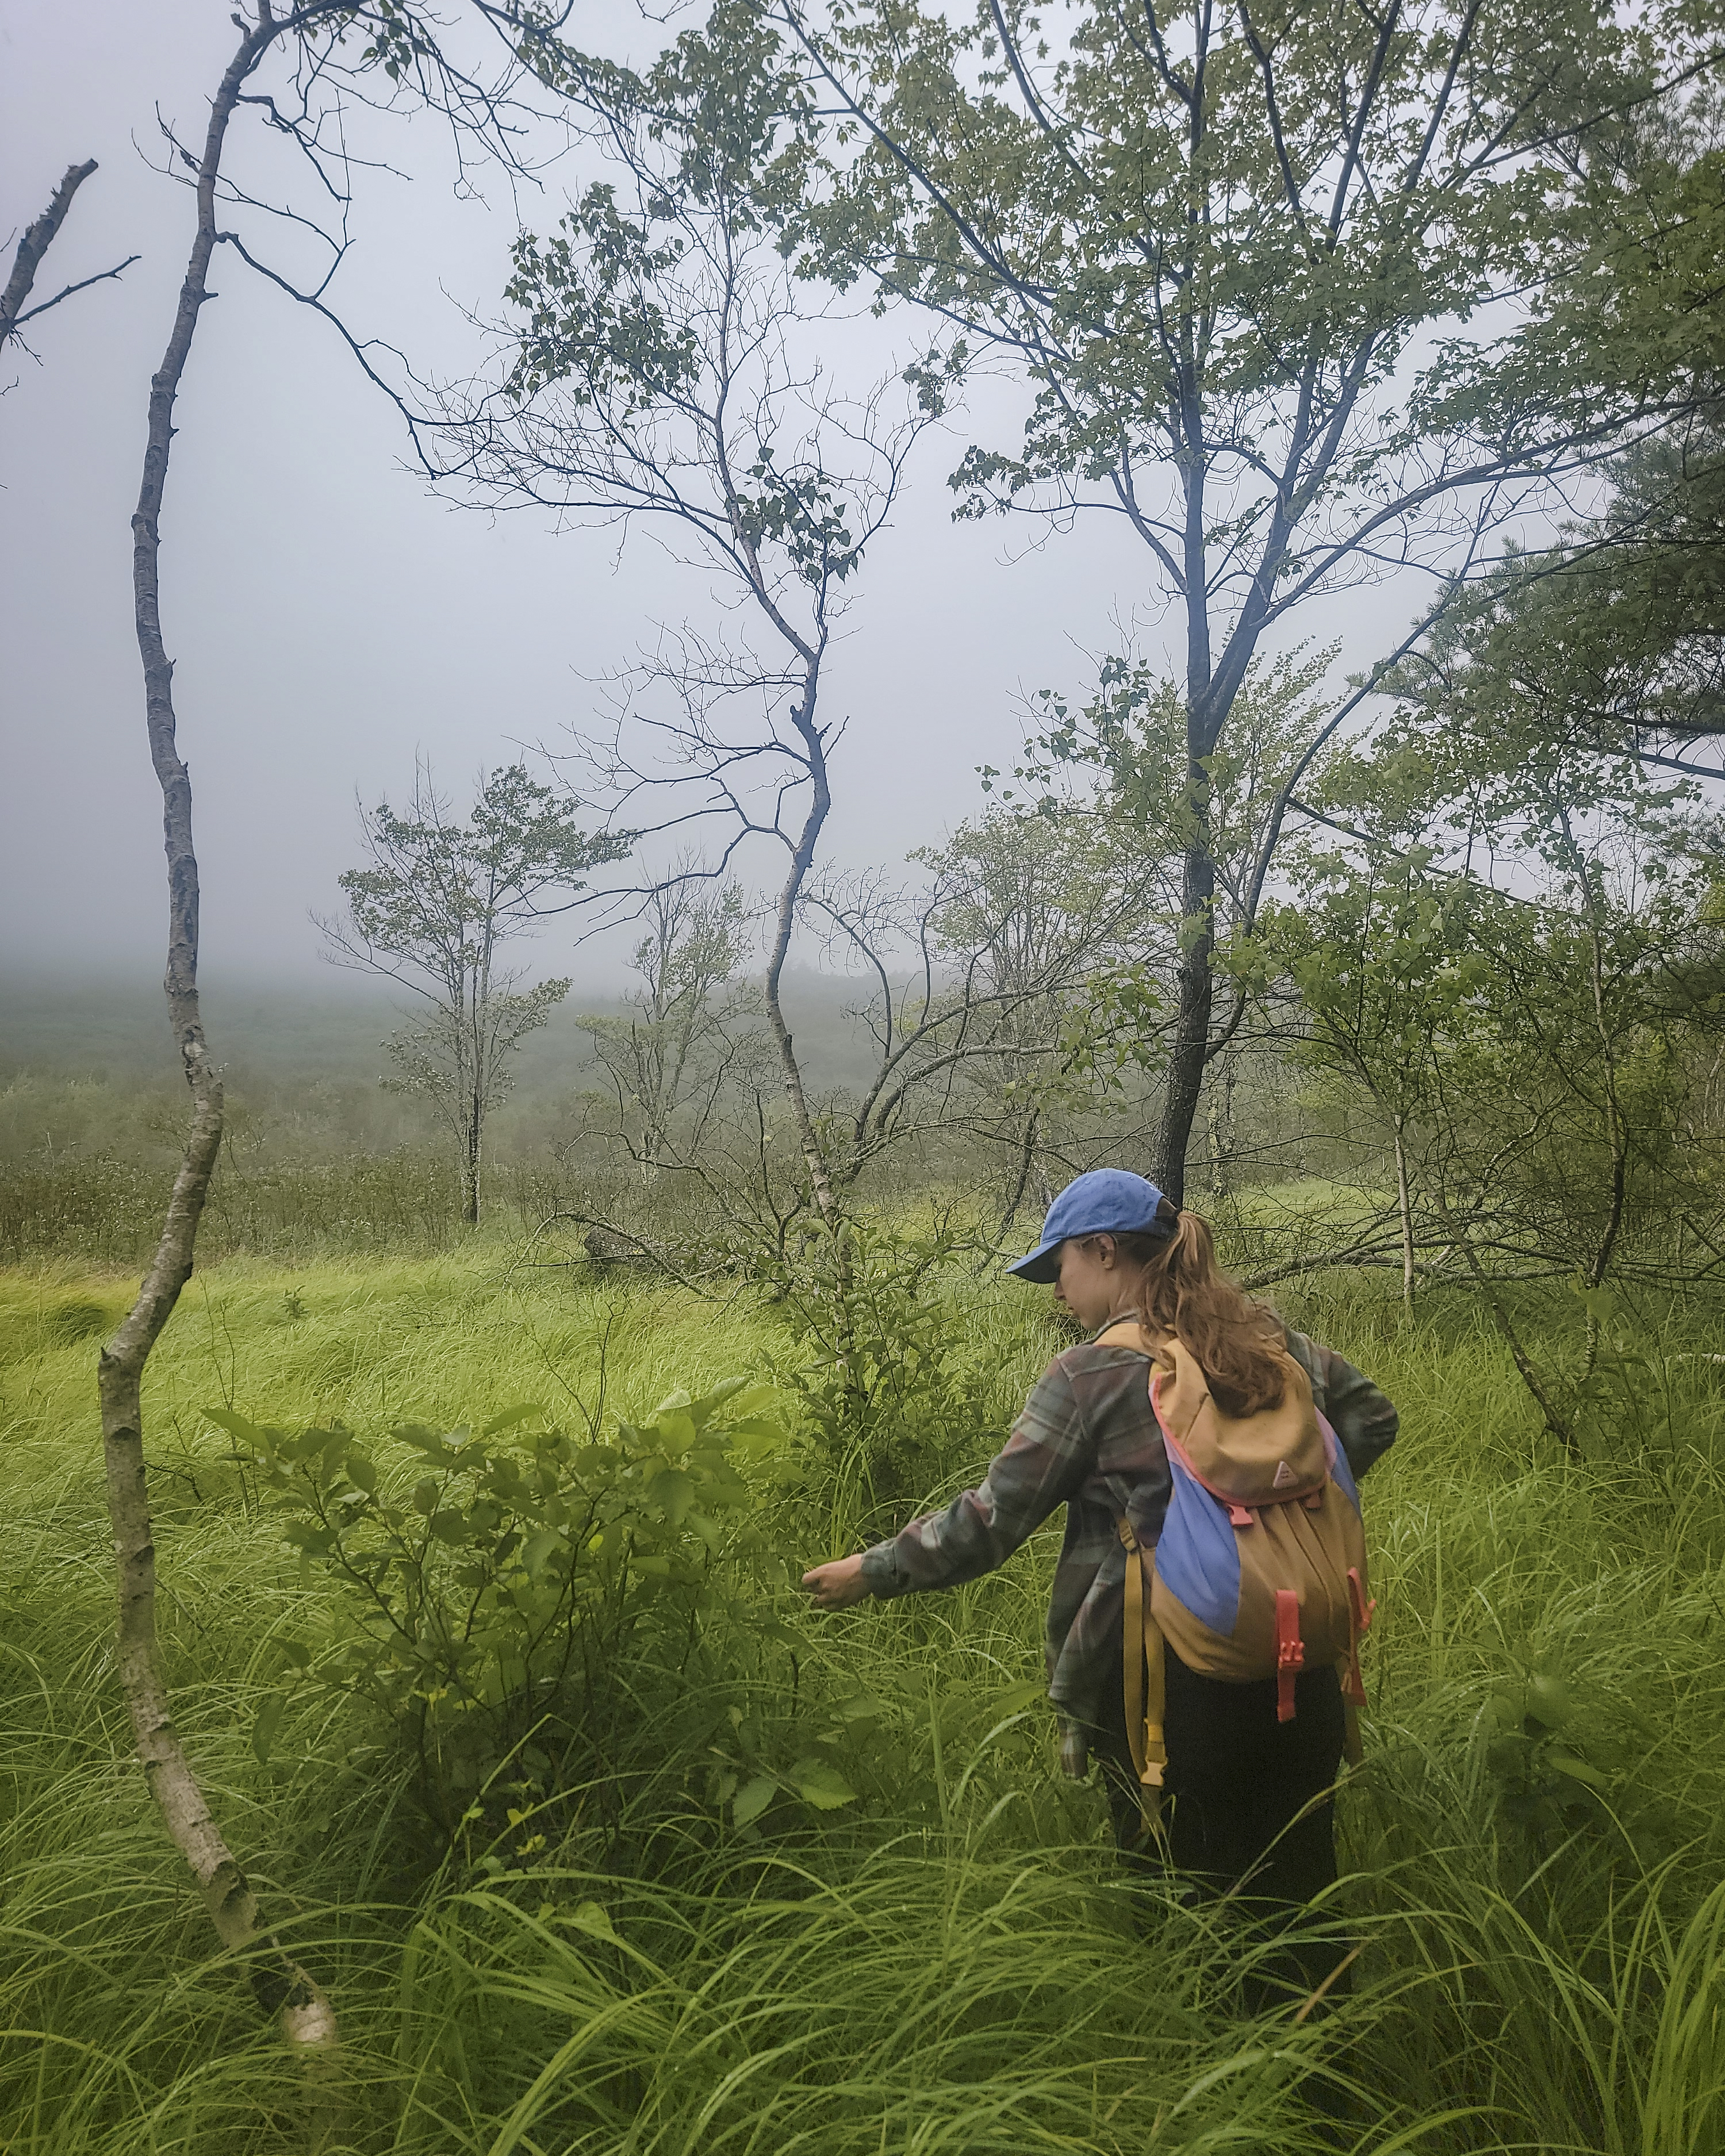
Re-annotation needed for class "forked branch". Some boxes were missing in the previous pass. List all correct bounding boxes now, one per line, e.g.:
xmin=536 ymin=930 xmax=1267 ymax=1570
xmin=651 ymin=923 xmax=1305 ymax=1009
xmin=1 ymin=159 xmax=137 ymax=353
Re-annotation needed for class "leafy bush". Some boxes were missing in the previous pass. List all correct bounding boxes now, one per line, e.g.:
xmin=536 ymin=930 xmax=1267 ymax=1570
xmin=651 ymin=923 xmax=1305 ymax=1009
xmin=209 ymin=1378 xmax=790 ymax=1854
xmin=769 ymin=1215 xmax=1002 ymax=1532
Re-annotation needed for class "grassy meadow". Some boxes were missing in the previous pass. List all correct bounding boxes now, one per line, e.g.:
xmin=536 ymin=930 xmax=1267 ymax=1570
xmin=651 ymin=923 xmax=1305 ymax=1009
xmin=3 ymin=1237 xmax=1725 ymax=2154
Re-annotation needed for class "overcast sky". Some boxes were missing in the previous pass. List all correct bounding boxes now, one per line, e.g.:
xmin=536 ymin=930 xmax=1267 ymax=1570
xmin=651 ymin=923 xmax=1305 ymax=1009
xmin=1 ymin=1 xmax=1422 ymax=996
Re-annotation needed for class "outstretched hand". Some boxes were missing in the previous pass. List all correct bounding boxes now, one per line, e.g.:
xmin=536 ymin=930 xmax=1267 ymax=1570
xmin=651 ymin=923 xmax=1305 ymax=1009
xmin=802 ymin=1554 xmax=869 ymax=1611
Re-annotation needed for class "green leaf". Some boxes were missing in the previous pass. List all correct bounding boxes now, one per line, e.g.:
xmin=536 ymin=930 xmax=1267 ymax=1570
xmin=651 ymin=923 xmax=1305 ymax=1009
xmin=793 ymin=1760 xmax=857 ymax=1810
xmin=654 ymin=1410 xmax=697 ymax=1451
xmin=689 ymin=1375 xmax=752 ymax=1420
xmin=483 ymin=1403 xmax=544 ymax=1437
xmin=251 ymin=1690 xmax=287 ymax=1767
xmin=394 ymin=1424 xmax=457 ymax=1461
xmin=648 ymin=1468 xmax=696 ymax=1525
xmin=523 ymin=1528 xmax=566 ymax=1578
xmin=724 ymin=1415 xmax=785 ymax=1457
xmin=282 ymin=1522 xmax=338 ymax=1557
xmin=1547 ymin=1749 xmax=1610 ymax=1791
xmin=992 ymin=1677 xmax=1048 ymax=1716
xmin=1524 ymin=1672 xmax=1573 ymax=1731
xmin=202 ymin=1406 xmax=267 ymax=1448
xmin=732 ymin=1774 xmax=776 ymax=1828
xmin=569 ymin=1900 xmax=619 ymax=1943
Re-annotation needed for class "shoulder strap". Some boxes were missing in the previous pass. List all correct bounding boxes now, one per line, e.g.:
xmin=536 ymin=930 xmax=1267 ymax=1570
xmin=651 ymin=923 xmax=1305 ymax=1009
xmin=1099 ymin=1320 xmax=1171 ymax=1835
xmin=1117 ymin=1517 xmax=1167 ymax=1834
xmin=1282 ymin=1326 xmax=1318 ymax=1383
xmin=1092 ymin=1317 xmax=1162 ymax=1356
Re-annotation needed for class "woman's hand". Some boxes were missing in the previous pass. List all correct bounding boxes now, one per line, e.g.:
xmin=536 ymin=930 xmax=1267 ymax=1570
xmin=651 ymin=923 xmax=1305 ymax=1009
xmin=802 ymin=1555 xmax=870 ymax=1611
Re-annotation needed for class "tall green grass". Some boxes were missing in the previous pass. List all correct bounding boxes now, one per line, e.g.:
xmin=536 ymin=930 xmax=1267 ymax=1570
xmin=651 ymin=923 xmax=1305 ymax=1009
xmin=3 ymin=1250 xmax=1725 ymax=2151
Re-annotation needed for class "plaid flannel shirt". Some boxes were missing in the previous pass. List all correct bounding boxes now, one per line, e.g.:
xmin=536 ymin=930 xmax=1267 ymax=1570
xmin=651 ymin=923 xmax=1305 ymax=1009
xmin=858 ymin=1327 xmax=1397 ymax=1745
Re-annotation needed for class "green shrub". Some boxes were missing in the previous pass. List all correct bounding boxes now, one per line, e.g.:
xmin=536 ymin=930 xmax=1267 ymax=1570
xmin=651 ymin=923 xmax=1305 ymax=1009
xmin=770 ymin=1215 xmax=1004 ymax=1533
xmin=211 ymin=1379 xmax=792 ymax=1855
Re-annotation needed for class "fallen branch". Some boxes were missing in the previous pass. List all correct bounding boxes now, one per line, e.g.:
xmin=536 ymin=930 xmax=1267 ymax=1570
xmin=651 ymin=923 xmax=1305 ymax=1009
xmin=1240 ymin=1238 xmax=1412 ymax=1291
xmin=511 ymin=1209 xmax=722 ymax=1300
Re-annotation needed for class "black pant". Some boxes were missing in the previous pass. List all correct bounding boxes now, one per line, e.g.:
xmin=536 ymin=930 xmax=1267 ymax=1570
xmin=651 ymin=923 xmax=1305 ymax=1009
xmin=1091 ymin=1652 xmax=1348 ymax=2007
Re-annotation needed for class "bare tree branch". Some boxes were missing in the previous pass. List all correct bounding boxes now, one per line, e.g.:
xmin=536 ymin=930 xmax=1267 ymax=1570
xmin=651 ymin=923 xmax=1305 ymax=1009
xmin=1 ymin=159 xmax=136 ymax=355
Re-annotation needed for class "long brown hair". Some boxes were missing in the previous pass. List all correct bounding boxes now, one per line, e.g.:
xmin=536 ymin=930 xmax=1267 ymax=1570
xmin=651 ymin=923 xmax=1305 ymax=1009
xmin=1095 ymin=1201 xmax=1287 ymax=1417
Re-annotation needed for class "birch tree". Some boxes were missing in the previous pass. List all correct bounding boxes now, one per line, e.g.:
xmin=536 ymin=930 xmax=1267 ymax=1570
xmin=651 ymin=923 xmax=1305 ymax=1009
xmin=91 ymin=0 xmax=542 ymax=2066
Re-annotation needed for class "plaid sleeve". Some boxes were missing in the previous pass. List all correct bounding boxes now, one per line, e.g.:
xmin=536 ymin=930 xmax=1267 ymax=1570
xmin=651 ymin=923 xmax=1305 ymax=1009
xmin=1289 ymin=1330 xmax=1398 ymax=1479
xmin=859 ymin=1361 xmax=1091 ymax=1597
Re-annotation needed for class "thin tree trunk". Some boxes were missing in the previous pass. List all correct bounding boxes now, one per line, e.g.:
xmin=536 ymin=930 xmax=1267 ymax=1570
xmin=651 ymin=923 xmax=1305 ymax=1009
xmin=466 ymin=1094 xmax=482 ymax=1226
xmin=997 ymin=1107 xmax=1041 ymax=1245
xmin=1394 ymin=1114 xmax=1415 ymax=1311
xmin=1452 ymin=1226 xmax=1577 ymax=1453
xmin=98 ymin=4 xmax=337 ymax=2060
xmin=762 ymin=658 xmax=840 ymax=1225
xmin=1155 ymin=782 xmax=1216 ymax=1205
xmin=1207 ymin=1048 xmax=1236 ymax=1202
xmin=1156 ymin=449 xmax=1217 ymax=1206
xmin=757 ymin=655 xmax=865 ymax=1436
xmin=1558 ymin=803 xmax=1629 ymax=1390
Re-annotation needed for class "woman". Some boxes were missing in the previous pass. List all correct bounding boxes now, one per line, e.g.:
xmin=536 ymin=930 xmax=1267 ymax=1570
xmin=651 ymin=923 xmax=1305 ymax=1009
xmin=803 ymin=1168 xmax=1397 ymax=1985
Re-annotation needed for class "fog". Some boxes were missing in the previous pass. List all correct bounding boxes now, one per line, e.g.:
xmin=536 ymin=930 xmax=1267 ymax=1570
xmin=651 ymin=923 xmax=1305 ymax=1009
xmin=1 ymin=0 xmax=1411 ymax=1014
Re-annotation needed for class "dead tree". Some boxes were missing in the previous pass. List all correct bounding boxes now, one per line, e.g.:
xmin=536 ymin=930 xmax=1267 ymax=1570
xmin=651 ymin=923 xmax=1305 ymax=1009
xmin=450 ymin=22 xmax=1159 ymax=1257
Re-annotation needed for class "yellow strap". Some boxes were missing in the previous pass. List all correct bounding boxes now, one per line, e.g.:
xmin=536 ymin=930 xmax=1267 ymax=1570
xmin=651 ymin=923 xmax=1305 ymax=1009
xmin=1119 ymin=1519 xmax=1167 ymax=1831
xmin=1343 ymin=1699 xmax=1364 ymax=1767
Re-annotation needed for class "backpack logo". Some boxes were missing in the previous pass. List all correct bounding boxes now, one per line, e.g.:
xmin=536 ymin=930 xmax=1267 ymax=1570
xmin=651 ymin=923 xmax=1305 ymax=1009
xmin=1272 ymin=1458 xmax=1297 ymax=1488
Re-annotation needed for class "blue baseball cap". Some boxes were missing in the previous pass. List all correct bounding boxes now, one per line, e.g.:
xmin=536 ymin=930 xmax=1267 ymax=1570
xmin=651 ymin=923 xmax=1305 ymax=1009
xmin=1007 ymin=1168 xmax=1171 ymax=1283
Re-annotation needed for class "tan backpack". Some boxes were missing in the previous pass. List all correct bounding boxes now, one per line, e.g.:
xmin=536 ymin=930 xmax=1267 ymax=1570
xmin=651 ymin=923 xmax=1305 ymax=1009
xmin=1097 ymin=1322 xmax=1376 ymax=1825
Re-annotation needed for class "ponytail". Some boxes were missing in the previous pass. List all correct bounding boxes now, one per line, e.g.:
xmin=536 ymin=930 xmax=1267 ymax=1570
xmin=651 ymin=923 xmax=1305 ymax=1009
xmin=1106 ymin=1200 xmax=1286 ymax=1415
